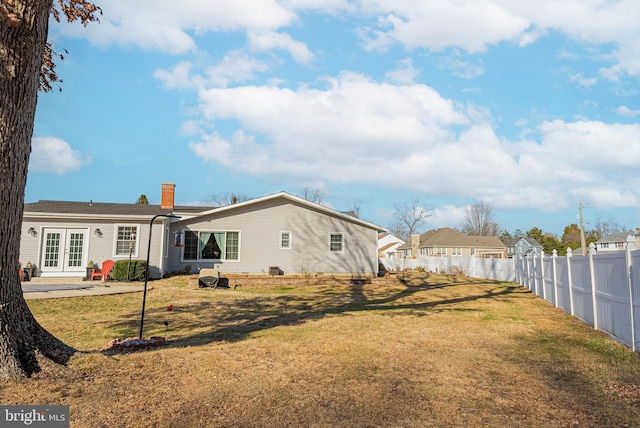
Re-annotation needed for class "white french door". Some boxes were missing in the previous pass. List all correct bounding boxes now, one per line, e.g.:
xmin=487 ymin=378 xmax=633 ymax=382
xmin=40 ymin=228 xmax=89 ymax=275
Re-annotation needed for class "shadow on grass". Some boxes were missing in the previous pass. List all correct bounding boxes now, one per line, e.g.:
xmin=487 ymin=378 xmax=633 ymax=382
xmin=95 ymin=274 xmax=528 ymax=352
xmin=502 ymin=327 xmax=640 ymax=426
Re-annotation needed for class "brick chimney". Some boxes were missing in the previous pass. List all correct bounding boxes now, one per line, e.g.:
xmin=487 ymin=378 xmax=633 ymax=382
xmin=161 ymin=183 xmax=175 ymax=210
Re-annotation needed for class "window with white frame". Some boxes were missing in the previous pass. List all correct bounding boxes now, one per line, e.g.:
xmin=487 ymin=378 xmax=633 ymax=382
xmin=183 ymin=230 xmax=239 ymax=261
xmin=280 ymin=231 xmax=291 ymax=249
xmin=420 ymin=247 xmax=434 ymax=256
xmin=435 ymin=247 xmax=447 ymax=255
xmin=451 ymin=247 xmax=461 ymax=256
xmin=329 ymin=233 xmax=344 ymax=252
xmin=115 ymin=225 xmax=139 ymax=256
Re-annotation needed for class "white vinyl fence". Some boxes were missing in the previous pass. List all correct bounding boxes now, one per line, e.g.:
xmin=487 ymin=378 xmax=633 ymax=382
xmin=380 ymin=255 xmax=517 ymax=282
xmin=515 ymin=247 xmax=640 ymax=353
xmin=380 ymin=247 xmax=640 ymax=352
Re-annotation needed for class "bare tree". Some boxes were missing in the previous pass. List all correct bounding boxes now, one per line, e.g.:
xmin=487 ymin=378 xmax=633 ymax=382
xmin=593 ymin=215 xmax=628 ymax=238
xmin=390 ymin=199 xmax=432 ymax=241
xmin=1 ymin=0 xmax=100 ymax=379
xmin=347 ymin=199 xmax=362 ymax=218
xmin=461 ymin=201 xmax=500 ymax=236
xmin=300 ymin=187 xmax=325 ymax=204
xmin=202 ymin=192 xmax=251 ymax=207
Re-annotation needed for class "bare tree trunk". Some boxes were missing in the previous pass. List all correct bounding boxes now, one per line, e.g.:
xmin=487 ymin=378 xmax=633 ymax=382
xmin=0 ymin=0 xmax=75 ymax=380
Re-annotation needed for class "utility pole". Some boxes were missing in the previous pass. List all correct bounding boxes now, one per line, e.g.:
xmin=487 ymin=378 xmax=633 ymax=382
xmin=579 ymin=203 xmax=587 ymax=255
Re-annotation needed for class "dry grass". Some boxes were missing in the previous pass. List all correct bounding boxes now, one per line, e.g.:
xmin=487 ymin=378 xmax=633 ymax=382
xmin=2 ymin=272 xmax=640 ymax=427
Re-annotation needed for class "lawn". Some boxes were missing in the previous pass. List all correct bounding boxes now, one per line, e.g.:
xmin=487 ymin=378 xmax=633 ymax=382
xmin=2 ymin=272 xmax=640 ymax=427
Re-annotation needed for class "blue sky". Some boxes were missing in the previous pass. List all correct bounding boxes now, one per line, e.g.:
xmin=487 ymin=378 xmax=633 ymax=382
xmin=28 ymin=0 xmax=640 ymax=237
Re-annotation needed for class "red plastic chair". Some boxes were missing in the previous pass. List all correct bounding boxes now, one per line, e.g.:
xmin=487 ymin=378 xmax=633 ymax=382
xmin=91 ymin=260 xmax=115 ymax=282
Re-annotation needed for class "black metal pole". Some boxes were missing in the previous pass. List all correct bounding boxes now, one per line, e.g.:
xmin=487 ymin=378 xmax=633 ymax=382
xmin=139 ymin=213 xmax=180 ymax=340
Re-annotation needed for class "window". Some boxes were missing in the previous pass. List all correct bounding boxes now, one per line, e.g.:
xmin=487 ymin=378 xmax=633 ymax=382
xmin=451 ymin=247 xmax=461 ymax=256
xmin=615 ymin=241 xmax=625 ymax=248
xmin=435 ymin=247 xmax=447 ymax=255
xmin=280 ymin=232 xmax=291 ymax=249
xmin=115 ymin=225 xmax=138 ymax=256
xmin=420 ymin=247 xmax=434 ymax=256
xmin=183 ymin=231 xmax=239 ymax=261
xmin=329 ymin=233 xmax=343 ymax=252
xmin=226 ymin=232 xmax=239 ymax=260
xmin=600 ymin=242 xmax=609 ymax=249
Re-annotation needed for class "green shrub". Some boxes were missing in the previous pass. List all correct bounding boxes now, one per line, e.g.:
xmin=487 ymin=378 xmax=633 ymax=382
xmin=112 ymin=260 xmax=148 ymax=281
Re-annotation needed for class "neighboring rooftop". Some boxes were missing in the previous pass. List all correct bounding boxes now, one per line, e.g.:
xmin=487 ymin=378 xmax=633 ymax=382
xmin=398 ymin=227 xmax=505 ymax=250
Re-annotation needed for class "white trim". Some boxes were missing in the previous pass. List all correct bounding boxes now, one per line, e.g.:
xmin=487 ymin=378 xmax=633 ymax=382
xmin=39 ymin=228 xmax=90 ymax=274
xmin=328 ymin=232 xmax=344 ymax=253
xmin=176 ymin=192 xmax=386 ymax=233
xmin=181 ymin=229 xmax=241 ymax=263
xmin=280 ymin=231 xmax=292 ymax=249
xmin=112 ymin=224 xmax=140 ymax=258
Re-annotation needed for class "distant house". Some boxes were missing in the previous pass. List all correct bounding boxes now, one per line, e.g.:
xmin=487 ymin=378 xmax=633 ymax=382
xmin=595 ymin=230 xmax=639 ymax=253
xmin=397 ymin=227 xmax=507 ymax=259
xmin=377 ymin=233 xmax=405 ymax=258
xmin=506 ymin=236 xmax=543 ymax=258
xmin=20 ymin=184 xmax=386 ymax=279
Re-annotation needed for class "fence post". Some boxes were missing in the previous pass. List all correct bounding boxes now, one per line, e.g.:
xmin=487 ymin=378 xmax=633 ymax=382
xmin=567 ymin=247 xmax=575 ymax=316
xmin=526 ymin=256 xmax=532 ymax=292
xmin=625 ymin=240 xmax=636 ymax=352
xmin=552 ymin=249 xmax=558 ymax=308
xmin=530 ymin=255 xmax=540 ymax=297
xmin=588 ymin=243 xmax=598 ymax=331
xmin=540 ymin=251 xmax=546 ymax=301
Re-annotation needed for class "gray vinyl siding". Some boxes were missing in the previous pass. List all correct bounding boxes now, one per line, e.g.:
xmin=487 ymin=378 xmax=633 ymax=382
xmin=20 ymin=216 xmax=167 ymax=278
xmin=166 ymin=198 xmax=379 ymax=275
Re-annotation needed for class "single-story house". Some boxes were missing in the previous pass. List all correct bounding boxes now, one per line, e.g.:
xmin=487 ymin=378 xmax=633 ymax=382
xmin=506 ymin=236 xmax=543 ymax=258
xmin=377 ymin=233 xmax=405 ymax=258
xmin=20 ymin=184 xmax=386 ymax=279
xmin=397 ymin=227 xmax=507 ymax=259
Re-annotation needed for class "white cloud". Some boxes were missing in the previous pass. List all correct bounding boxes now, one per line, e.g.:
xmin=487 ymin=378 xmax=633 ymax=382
xmin=153 ymin=61 xmax=197 ymax=89
xmin=196 ymin=72 xmax=467 ymax=162
xmin=154 ymin=52 xmax=270 ymax=89
xmin=428 ymin=205 xmax=467 ymax=230
xmin=438 ymin=50 xmax=484 ymax=79
xmin=30 ymin=137 xmax=92 ymax=174
xmin=359 ymin=0 xmax=530 ymax=53
xmin=248 ymin=30 xmax=313 ymax=64
xmin=56 ymin=0 xmax=296 ymax=53
xmin=53 ymin=0 xmax=640 ymax=80
xmin=385 ymin=58 xmax=419 ymax=84
xmin=615 ymin=105 xmax=640 ymax=117
xmin=357 ymin=1 xmax=640 ymax=78
xmin=569 ymin=72 xmax=597 ymax=88
xmin=206 ymin=52 xmax=271 ymax=87
xmin=185 ymin=71 xmax=640 ymax=212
